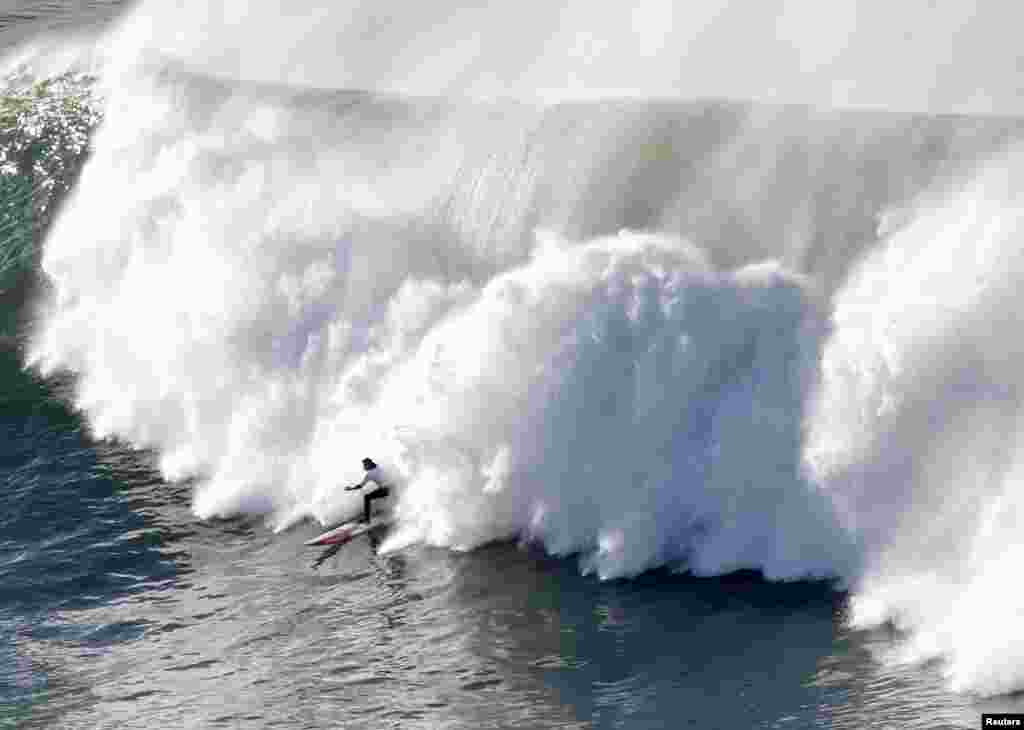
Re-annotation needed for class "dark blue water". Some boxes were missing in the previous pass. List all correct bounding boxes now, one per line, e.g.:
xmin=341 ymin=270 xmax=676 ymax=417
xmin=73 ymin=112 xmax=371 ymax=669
xmin=0 ymin=347 xmax=170 ymax=724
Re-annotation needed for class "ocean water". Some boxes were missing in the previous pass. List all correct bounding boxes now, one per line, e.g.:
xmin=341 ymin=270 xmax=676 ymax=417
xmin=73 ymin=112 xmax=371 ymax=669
xmin=6 ymin=1 xmax=1024 ymax=728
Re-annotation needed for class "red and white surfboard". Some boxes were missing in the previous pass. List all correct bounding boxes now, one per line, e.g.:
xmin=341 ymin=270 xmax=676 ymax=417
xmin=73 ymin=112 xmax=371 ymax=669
xmin=304 ymin=516 xmax=392 ymax=547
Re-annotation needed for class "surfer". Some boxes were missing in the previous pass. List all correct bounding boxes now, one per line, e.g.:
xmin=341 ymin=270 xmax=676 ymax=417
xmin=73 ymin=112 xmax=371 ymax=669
xmin=345 ymin=458 xmax=391 ymax=523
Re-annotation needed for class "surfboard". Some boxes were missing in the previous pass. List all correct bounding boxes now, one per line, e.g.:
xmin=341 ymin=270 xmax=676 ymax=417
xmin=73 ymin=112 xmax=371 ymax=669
xmin=304 ymin=516 xmax=392 ymax=547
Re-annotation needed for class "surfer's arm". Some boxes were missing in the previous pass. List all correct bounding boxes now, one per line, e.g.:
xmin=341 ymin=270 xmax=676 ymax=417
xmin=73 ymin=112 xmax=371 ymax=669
xmin=344 ymin=475 xmax=369 ymax=491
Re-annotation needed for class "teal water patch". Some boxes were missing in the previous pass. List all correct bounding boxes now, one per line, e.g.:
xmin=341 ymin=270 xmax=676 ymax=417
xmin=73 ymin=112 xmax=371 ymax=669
xmin=0 ymin=73 xmax=102 ymax=340
xmin=0 ymin=174 xmax=32 ymax=297
xmin=0 ymin=173 xmax=34 ymax=342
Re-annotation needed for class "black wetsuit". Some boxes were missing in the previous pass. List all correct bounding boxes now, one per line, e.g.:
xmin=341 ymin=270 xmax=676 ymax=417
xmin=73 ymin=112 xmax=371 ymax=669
xmin=363 ymin=485 xmax=390 ymax=523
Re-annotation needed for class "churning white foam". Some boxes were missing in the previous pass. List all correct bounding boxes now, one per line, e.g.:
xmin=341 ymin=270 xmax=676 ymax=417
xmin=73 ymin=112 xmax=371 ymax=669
xmin=805 ymin=144 xmax=1024 ymax=696
xmin=25 ymin=20 xmax=857 ymax=581
xmin=375 ymin=234 xmax=851 ymax=580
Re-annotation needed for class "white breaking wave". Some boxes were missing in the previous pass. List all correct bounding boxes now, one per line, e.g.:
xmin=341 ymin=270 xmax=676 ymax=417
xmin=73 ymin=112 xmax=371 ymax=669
xmin=27 ymin=52 xmax=853 ymax=579
xmin=805 ymin=144 xmax=1024 ymax=697
xmin=377 ymin=235 xmax=848 ymax=580
xmin=20 ymin=0 xmax=1024 ymax=698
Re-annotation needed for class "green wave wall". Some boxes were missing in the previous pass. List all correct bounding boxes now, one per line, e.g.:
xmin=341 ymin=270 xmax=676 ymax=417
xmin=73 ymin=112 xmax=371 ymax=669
xmin=0 ymin=73 xmax=101 ymax=342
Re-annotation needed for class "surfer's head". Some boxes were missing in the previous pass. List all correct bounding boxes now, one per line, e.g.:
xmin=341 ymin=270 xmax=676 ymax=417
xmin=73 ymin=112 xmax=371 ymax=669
xmin=362 ymin=458 xmax=377 ymax=470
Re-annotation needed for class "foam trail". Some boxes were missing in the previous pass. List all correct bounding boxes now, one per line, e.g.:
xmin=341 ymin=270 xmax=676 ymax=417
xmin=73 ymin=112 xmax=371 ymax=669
xmin=805 ymin=143 xmax=1024 ymax=696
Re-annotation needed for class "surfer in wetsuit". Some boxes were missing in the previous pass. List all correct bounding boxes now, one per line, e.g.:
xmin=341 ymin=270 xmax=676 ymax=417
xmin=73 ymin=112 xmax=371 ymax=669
xmin=344 ymin=458 xmax=391 ymax=523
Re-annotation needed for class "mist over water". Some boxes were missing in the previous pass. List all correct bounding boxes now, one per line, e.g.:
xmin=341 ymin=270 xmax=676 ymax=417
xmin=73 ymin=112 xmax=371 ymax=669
xmin=97 ymin=0 xmax=1024 ymax=113
xmin=16 ymin=0 xmax=1024 ymax=698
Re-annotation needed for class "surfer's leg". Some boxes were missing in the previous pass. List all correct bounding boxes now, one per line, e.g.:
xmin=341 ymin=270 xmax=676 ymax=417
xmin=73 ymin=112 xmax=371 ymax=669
xmin=363 ymin=487 xmax=390 ymax=522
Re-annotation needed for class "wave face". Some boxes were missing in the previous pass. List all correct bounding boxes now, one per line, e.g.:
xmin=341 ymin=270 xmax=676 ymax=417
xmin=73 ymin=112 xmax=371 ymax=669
xmin=21 ymin=0 xmax=1024 ymax=696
